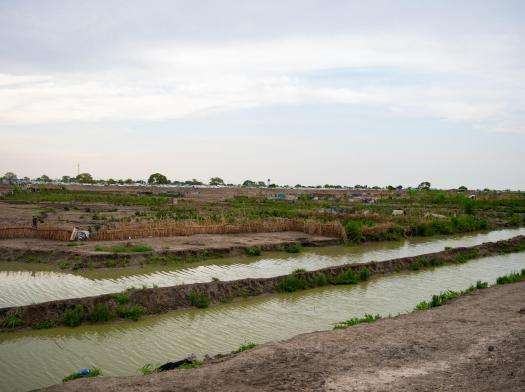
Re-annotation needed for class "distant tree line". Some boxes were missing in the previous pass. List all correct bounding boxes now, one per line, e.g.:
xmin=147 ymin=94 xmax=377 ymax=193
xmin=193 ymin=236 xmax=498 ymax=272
xmin=0 ymin=172 xmax=495 ymax=192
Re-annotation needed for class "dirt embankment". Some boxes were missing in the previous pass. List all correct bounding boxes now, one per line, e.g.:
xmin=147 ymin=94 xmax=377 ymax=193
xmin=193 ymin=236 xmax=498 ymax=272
xmin=2 ymin=236 xmax=524 ymax=332
xmin=43 ymin=281 xmax=525 ymax=392
xmin=0 ymin=232 xmax=340 ymax=268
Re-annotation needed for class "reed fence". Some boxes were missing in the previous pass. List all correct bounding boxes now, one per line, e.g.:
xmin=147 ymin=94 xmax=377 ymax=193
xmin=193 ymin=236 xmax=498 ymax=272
xmin=92 ymin=218 xmax=347 ymax=241
xmin=0 ymin=226 xmax=72 ymax=241
xmin=0 ymin=218 xmax=347 ymax=242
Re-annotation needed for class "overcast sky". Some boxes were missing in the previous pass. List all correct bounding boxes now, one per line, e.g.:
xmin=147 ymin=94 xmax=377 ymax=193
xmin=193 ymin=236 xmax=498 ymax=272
xmin=1 ymin=0 xmax=524 ymax=189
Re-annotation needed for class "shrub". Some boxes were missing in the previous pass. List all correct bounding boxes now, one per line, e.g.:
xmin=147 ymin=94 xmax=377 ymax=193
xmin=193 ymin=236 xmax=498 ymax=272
xmin=345 ymin=220 xmax=363 ymax=243
xmin=284 ymin=243 xmax=302 ymax=253
xmin=312 ymin=272 xmax=328 ymax=287
xmin=2 ymin=313 xmax=24 ymax=329
xmin=58 ymin=261 xmax=70 ymax=270
xmin=333 ymin=313 xmax=380 ymax=329
xmin=188 ymin=291 xmax=211 ymax=308
xmin=113 ymin=293 xmax=129 ymax=305
xmin=63 ymin=305 xmax=85 ymax=327
xmin=117 ymin=305 xmax=145 ymax=321
xmin=63 ymin=367 xmax=101 ymax=382
xmin=89 ymin=303 xmax=114 ymax=323
xmin=333 ymin=268 xmax=358 ymax=285
xmin=454 ymin=249 xmax=479 ymax=264
xmin=277 ymin=275 xmax=309 ymax=292
xmin=292 ymin=268 xmax=307 ymax=274
xmin=105 ymin=259 xmax=117 ymax=268
xmin=245 ymin=247 xmax=261 ymax=256
xmin=409 ymin=261 xmax=421 ymax=271
xmin=31 ymin=320 xmax=54 ymax=329
xmin=359 ymin=267 xmax=371 ymax=281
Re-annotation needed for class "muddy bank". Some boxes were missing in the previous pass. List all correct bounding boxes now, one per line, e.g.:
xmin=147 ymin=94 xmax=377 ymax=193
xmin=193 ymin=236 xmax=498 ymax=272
xmin=42 ymin=281 xmax=525 ymax=392
xmin=0 ymin=232 xmax=340 ymax=269
xmin=1 ymin=236 xmax=524 ymax=331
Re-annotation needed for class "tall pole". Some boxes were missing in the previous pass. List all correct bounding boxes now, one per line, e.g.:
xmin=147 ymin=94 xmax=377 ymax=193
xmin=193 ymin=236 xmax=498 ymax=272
xmin=77 ymin=163 xmax=80 ymax=176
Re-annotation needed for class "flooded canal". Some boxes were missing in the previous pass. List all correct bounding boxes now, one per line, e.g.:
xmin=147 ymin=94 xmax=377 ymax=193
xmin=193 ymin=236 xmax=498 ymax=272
xmin=0 ymin=251 xmax=524 ymax=392
xmin=0 ymin=227 xmax=524 ymax=307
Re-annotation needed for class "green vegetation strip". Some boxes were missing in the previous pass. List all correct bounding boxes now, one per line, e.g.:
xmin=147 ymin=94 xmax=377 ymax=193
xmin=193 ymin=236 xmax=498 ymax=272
xmin=1 ymin=236 xmax=524 ymax=332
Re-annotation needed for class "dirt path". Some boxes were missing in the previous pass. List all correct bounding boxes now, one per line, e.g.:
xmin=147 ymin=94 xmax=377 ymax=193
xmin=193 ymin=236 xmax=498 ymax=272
xmin=43 ymin=282 xmax=525 ymax=392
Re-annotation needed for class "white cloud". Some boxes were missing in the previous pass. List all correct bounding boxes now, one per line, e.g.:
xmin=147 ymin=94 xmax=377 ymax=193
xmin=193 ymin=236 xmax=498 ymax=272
xmin=0 ymin=34 xmax=522 ymax=132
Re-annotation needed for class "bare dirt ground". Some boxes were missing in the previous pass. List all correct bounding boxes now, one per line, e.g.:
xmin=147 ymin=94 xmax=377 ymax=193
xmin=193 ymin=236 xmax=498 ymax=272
xmin=43 ymin=282 xmax=525 ymax=392
xmin=0 ymin=201 xmax=144 ymax=229
xmin=0 ymin=231 xmax=338 ymax=259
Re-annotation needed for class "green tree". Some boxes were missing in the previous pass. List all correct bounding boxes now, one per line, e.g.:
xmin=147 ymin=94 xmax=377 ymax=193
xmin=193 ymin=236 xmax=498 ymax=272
xmin=76 ymin=172 xmax=94 ymax=184
xmin=458 ymin=185 xmax=468 ymax=191
xmin=3 ymin=172 xmax=17 ymax=182
xmin=37 ymin=174 xmax=51 ymax=182
xmin=209 ymin=177 xmax=225 ymax=186
xmin=148 ymin=173 xmax=169 ymax=185
xmin=242 ymin=180 xmax=256 ymax=187
xmin=61 ymin=175 xmax=72 ymax=183
xmin=418 ymin=181 xmax=431 ymax=190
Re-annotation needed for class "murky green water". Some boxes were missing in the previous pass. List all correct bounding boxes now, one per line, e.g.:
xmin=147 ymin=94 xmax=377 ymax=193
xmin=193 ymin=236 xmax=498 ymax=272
xmin=0 ymin=252 xmax=524 ymax=392
xmin=0 ymin=228 xmax=524 ymax=307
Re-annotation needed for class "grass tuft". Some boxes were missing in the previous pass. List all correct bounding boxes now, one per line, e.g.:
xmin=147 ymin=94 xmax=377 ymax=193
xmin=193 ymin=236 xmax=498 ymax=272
xmin=232 ymin=342 xmax=257 ymax=353
xmin=63 ymin=367 xmax=101 ymax=382
xmin=334 ymin=313 xmax=381 ymax=329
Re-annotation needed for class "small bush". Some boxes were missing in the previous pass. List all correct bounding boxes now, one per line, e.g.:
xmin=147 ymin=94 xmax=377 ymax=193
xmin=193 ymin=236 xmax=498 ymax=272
xmin=105 ymin=259 xmax=117 ymax=268
xmin=334 ymin=313 xmax=380 ymax=329
xmin=284 ymin=243 xmax=302 ymax=253
xmin=232 ymin=342 xmax=257 ymax=354
xmin=31 ymin=320 xmax=54 ymax=329
xmin=188 ymin=291 xmax=211 ymax=308
xmin=63 ymin=304 xmax=85 ymax=327
xmin=117 ymin=305 xmax=145 ymax=321
xmin=58 ymin=261 xmax=70 ymax=270
xmin=333 ymin=268 xmax=358 ymax=285
xmin=359 ymin=267 xmax=371 ymax=281
xmin=277 ymin=275 xmax=309 ymax=292
xmin=245 ymin=247 xmax=261 ymax=256
xmin=409 ymin=261 xmax=421 ymax=271
xmin=312 ymin=272 xmax=328 ymax=287
xmin=113 ymin=293 xmax=129 ymax=305
xmin=292 ymin=268 xmax=307 ymax=274
xmin=89 ymin=303 xmax=114 ymax=323
xmin=345 ymin=220 xmax=363 ymax=243
xmin=2 ymin=313 xmax=24 ymax=329
xmin=63 ymin=367 xmax=101 ymax=382
xmin=454 ymin=249 xmax=479 ymax=264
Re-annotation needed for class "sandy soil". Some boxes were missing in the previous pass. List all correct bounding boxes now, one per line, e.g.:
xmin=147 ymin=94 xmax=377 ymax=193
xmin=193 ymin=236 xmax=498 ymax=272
xmin=43 ymin=282 xmax=525 ymax=392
